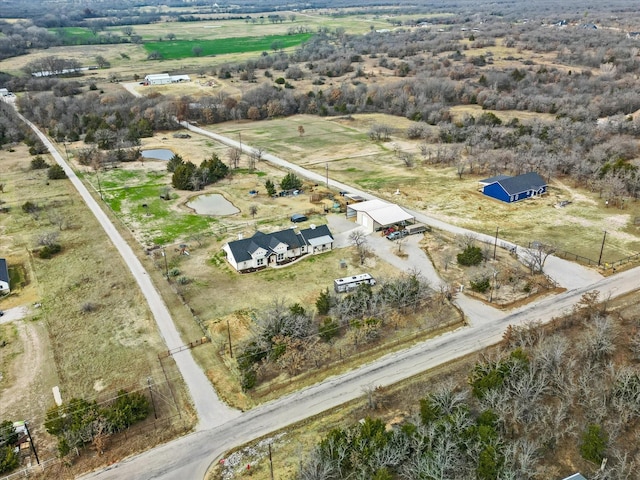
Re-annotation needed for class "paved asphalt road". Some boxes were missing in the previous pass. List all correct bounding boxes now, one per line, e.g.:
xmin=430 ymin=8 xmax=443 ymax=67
xmin=15 ymin=111 xmax=240 ymax=431
xmin=77 ymin=122 xmax=639 ymax=480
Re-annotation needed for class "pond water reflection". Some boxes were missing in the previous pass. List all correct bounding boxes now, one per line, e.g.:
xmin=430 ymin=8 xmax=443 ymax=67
xmin=186 ymin=194 xmax=239 ymax=215
xmin=141 ymin=149 xmax=174 ymax=161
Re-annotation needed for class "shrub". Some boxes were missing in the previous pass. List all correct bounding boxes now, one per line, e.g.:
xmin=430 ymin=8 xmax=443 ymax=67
xmin=39 ymin=244 xmax=62 ymax=259
xmin=280 ymin=172 xmax=302 ymax=191
xmin=177 ymin=276 xmax=190 ymax=285
xmin=580 ymin=424 xmax=608 ymax=464
xmin=22 ymin=201 xmax=39 ymax=214
xmin=319 ymin=318 xmax=340 ymax=342
xmin=169 ymin=268 xmax=181 ymax=277
xmin=31 ymin=156 xmax=49 ymax=170
xmin=48 ymin=164 xmax=67 ymax=180
xmin=457 ymin=245 xmax=483 ymax=266
xmin=470 ymin=276 xmax=491 ymax=293
xmin=316 ymin=288 xmax=332 ymax=315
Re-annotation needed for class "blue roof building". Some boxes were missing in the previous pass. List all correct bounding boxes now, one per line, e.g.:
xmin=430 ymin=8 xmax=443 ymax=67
xmin=480 ymin=172 xmax=547 ymax=203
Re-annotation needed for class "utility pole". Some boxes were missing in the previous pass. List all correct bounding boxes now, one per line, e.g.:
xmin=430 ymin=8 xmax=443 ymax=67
xmin=227 ymin=319 xmax=233 ymax=358
xmin=24 ymin=421 xmax=40 ymax=465
xmin=239 ymin=132 xmax=242 ymax=154
xmin=268 ymin=443 xmax=274 ymax=480
xmin=147 ymin=377 xmax=158 ymax=419
xmin=493 ymin=226 xmax=499 ymax=261
xmin=162 ymin=246 xmax=169 ymax=278
xmin=598 ymin=230 xmax=607 ymax=266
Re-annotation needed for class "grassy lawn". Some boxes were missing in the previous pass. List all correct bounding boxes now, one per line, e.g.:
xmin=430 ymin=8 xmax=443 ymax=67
xmin=143 ymin=33 xmax=313 ymax=59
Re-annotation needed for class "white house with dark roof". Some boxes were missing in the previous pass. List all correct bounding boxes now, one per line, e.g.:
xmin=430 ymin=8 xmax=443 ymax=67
xmin=223 ymin=225 xmax=333 ymax=272
xmin=480 ymin=172 xmax=547 ymax=203
xmin=0 ymin=258 xmax=9 ymax=293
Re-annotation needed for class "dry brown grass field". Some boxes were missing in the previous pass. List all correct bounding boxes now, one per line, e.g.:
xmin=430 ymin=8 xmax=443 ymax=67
xmin=0 ymin=143 xmax=193 ymax=464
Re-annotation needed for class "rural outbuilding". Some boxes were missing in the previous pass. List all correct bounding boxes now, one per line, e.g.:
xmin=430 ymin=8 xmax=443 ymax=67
xmin=223 ymin=225 xmax=333 ymax=273
xmin=0 ymin=258 xmax=9 ymax=293
xmin=144 ymin=73 xmax=191 ymax=85
xmin=480 ymin=172 xmax=547 ymax=203
xmin=347 ymin=199 xmax=414 ymax=233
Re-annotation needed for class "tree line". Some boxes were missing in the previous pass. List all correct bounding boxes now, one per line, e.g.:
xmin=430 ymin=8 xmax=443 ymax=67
xmin=237 ymin=271 xmax=437 ymax=391
xmin=299 ymin=291 xmax=640 ymax=480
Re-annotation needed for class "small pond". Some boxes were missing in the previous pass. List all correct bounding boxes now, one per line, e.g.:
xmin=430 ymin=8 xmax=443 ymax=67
xmin=187 ymin=194 xmax=240 ymax=216
xmin=141 ymin=149 xmax=175 ymax=161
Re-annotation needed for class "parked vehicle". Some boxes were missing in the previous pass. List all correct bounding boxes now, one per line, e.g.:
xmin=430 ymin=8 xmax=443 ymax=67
xmin=334 ymin=273 xmax=376 ymax=293
xmin=386 ymin=230 xmax=407 ymax=240
xmin=405 ymin=223 xmax=428 ymax=235
xmin=290 ymin=213 xmax=308 ymax=223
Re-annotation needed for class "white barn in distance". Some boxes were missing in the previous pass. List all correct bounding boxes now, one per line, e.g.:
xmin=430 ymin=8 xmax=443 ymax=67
xmin=144 ymin=73 xmax=191 ymax=85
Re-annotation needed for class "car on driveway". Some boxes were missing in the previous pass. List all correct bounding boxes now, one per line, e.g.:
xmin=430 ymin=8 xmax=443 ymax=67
xmin=290 ymin=213 xmax=308 ymax=223
xmin=386 ymin=230 xmax=406 ymax=240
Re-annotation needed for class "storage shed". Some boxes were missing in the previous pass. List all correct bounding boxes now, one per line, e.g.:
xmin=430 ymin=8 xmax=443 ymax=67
xmin=347 ymin=199 xmax=414 ymax=233
xmin=480 ymin=172 xmax=547 ymax=203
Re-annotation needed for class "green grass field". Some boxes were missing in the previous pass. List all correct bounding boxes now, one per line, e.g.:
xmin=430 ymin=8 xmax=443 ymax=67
xmin=144 ymin=33 xmax=313 ymax=59
xmin=50 ymin=27 xmax=106 ymax=44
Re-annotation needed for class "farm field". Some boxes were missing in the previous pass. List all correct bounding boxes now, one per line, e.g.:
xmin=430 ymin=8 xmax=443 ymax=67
xmin=144 ymin=33 xmax=313 ymax=59
xmin=0 ymin=143 xmax=193 ymax=464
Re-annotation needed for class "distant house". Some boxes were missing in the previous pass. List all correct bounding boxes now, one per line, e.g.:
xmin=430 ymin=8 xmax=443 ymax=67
xmin=223 ymin=225 xmax=333 ymax=272
xmin=480 ymin=172 xmax=547 ymax=203
xmin=0 ymin=258 xmax=9 ymax=293
xmin=0 ymin=88 xmax=12 ymax=97
xmin=144 ymin=73 xmax=191 ymax=85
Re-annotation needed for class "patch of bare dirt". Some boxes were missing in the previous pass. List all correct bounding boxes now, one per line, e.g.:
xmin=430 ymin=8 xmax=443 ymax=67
xmin=0 ymin=322 xmax=43 ymax=411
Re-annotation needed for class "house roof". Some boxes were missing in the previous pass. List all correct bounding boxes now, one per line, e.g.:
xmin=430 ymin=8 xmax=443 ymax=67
xmin=349 ymin=200 xmax=414 ymax=227
xmin=562 ymin=474 xmax=587 ymax=480
xmin=0 ymin=258 xmax=8 ymax=283
xmin=479 ymin=174 xmax=511 ymax=185
xmin=300 ymin=225 xmax=334 ymax=247
xmin=299 ymin=224 xmax=333 ymax=243
xmin=492 ymin=172 xmax=547 ymax=195
xmin=145 ymin=73 xmax=171 ymax=80
xmin=226 ymin=226 xmax=333 ymax=264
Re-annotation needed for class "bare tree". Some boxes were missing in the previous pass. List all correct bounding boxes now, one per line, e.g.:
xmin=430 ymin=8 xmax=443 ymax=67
xmin=349 ymin=229 xmax=369 ymax=265
xmin=37 ymin=231 xmax=59 ymax=247
xmin=249 ymin=205 xmax=258 ymax=219
xmin=456 ymin=159 xmax=466 ymax=179
xmin=48 ymin=210 xmax=68 ymax=230
xmin=298 ymin=125 xmax=305 ymax=137
xmin=228 ymin=147 xmax=241 ymax=169
xmin=523 ymin=242 xmax=556 ymax=274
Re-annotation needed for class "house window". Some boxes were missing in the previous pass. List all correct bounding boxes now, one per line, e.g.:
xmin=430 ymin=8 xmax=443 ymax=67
xmin=257 ymin=258 xmax=264 ymax=266
xmin=277 ymin=253 xmax=284 ymax=261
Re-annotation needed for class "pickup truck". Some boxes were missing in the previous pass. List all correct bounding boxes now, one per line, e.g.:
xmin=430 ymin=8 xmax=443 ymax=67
xmin=386 ymin=231 xmax=406 ymax=240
